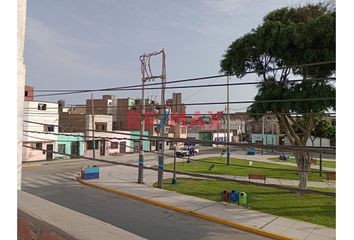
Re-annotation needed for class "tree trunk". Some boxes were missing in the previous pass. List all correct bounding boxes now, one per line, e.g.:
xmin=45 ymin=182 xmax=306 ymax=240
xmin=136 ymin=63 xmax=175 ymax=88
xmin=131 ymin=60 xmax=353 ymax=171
xmin=295 ymin=152 xmax=311 ymax=189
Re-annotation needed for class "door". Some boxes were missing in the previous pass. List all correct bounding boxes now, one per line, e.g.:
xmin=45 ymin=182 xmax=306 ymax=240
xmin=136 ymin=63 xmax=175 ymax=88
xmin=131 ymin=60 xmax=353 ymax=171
xmin=71 ymin=141 xmax=80 ymax=158
xmin=46 ymin=144 xmax=53 ymax=160
xmin=119 ymin=141 xmax=126 ymax=153
xmin=100 ymin=140 xmax=105 ymax=156
xmin=134 ymin=141 xmax=139 ymax=153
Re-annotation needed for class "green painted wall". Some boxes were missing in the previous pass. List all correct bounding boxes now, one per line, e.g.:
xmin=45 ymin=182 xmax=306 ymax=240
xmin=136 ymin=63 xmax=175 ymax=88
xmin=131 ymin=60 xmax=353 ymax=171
xmin=251 ymin=133 xmax=277 ymax=145
xmin=55 ymin=133 xmax=84 ymax=159
xmin=130 ymin=131 xmax=150 ymax=151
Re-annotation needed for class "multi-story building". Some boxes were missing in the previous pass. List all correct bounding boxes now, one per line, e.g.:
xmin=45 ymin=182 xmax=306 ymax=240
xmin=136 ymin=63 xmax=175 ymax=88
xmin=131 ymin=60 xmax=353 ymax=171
xmin=166 ymin=92 xmax=186 ymax=114
xmin=84 ymin=114 xmax=113 ymax=158
xmin=23 ymin=100 xmax=59 ymax=161
xmin=86 ymin=95 xmax=117 ymax=128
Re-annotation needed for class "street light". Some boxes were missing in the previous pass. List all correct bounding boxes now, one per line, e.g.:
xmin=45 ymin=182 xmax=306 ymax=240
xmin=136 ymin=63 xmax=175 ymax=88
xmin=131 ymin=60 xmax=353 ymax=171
xmin=172 ymin=143 xmax=177 ymax=185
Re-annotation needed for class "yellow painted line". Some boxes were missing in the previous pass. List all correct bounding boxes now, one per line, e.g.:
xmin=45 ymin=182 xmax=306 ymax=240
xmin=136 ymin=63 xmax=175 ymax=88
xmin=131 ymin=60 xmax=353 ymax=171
xmin=77 ymin=178 xmax=293 ymax=240
xmin=22 ymin=163 xmax=42 ymax=168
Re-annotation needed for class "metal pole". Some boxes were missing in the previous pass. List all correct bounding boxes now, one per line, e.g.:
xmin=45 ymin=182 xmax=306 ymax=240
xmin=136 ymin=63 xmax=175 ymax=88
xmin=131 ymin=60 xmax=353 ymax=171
xmin=227 ymin=76 xmax=230 ymax=165
xmin=138 ymin=79 xmax=145 ymax=184
xmin=157 ymin=49 xmax=166 ymax=189
xmin=261 ymin=115 xmax=264 ymax=155
xmin=319 ymin=138 xmax=323 ymax=177
xmin=172 ymin=143 xmax=177 ymax=184
xmin=91 ymin=93 xmax=95 ymax=160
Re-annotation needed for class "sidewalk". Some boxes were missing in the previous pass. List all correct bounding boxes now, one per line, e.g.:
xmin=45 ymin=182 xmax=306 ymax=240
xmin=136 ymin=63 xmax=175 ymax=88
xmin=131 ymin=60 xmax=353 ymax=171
xmin=80 ymin=165 xmax=335 ymax=240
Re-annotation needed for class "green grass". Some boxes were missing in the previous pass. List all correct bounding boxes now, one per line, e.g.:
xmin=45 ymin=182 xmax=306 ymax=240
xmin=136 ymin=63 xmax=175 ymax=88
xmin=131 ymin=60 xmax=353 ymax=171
xmin=157 ymin=178 xmax=335 ymax=228
xmin=165 ymin=157 xmax=328 ymax=181
xmin=268 ymin=157 xmax=336 ymax=168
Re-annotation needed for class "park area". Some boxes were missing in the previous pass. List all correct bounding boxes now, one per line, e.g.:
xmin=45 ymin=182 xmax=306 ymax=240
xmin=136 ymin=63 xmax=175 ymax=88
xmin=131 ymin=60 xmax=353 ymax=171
xmin=161 ymin=156 xmax=335 ymax=228
xmin=157 ymin=178 xmax=335 ymax=228
xmin=164 ymin=157 xmax=331 ymax=181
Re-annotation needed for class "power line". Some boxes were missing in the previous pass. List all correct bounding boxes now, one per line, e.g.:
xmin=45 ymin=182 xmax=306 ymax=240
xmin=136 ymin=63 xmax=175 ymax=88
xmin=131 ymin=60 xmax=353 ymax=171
xmin=23 ymin=120 xmax=336 ymax=155
xmin=21 ymin=143 xmax=335 ymax=197
xmin=33 ymin=76 xmax=335 ymax=97
xmin=23 ymin=97 xmax=336 ymax=110
xmin=33 ymin=61 xmax=335 ymax=93
xmin=22 ymin=132 xmax=327 ymax=174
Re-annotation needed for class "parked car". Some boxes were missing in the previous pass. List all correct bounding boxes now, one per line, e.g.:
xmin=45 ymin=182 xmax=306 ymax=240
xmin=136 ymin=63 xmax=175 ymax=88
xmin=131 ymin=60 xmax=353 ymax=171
xmin=176 ymin=147 xmax=190 ymax=157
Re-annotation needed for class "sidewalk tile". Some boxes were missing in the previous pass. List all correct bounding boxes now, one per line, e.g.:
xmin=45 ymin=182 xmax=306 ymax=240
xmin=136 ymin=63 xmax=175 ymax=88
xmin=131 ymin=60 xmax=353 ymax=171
xmin=304 ymin=233 xmax=335 ymax=240
xmin=282 ymin=228 xmax=312 ymax=240
xmin=261 ymin=223 xmax=289 ymax=234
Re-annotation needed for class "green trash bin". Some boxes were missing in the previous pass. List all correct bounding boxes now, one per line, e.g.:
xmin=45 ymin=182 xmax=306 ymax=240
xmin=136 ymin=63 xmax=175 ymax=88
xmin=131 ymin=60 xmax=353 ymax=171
xmin=239 ymin=192 xmax=248 ymax=208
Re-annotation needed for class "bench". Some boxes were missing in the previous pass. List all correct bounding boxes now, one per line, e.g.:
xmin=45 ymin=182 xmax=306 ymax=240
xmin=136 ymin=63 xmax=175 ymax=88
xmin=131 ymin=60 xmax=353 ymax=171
xmin=326 ymin=172 xmax=336 ymax=181
xmin=248 ymin=174 xmax=266 ymax=184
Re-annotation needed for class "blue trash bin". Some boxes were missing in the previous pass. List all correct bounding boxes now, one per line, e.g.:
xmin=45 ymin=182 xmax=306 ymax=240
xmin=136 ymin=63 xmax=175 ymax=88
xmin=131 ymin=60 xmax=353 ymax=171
xmin=247 ymin=148 xmax=255 ymax=155
xmin=230 ymin=190 xmax=238 ymax=203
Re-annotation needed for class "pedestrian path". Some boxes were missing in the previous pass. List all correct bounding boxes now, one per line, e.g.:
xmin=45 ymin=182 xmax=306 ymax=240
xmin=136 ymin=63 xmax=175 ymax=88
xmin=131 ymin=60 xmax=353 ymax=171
xmin=193 ymin=152 xmax=336 ymax=172
xmin=22 ymin=170 xmax=80 ymax=189
xmin=81 ymin=165 xmax=335 ymax=240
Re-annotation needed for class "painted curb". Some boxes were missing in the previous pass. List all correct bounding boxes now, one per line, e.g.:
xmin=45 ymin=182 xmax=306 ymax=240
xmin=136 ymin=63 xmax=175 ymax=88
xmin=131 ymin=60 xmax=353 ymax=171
xmin=22 ymin=163 xmax=42 ymax=168
xmin=77 ymin=178 xmax=293 ymax=240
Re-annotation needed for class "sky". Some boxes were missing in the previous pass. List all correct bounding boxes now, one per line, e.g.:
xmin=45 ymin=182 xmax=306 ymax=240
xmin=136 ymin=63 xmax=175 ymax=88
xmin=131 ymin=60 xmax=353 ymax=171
xmin=24 ymin=0 xmax=322 ymax=113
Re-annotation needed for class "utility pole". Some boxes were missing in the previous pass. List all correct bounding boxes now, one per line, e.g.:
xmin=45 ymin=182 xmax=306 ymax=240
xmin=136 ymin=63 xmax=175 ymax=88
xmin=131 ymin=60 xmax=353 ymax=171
xmin=138 ymin=70 xmax=146 ymax=184
xmin=226 ymin=76 xmax=231 ymax=165
xmin=261 ymin=115 xmax=265 ymax=155
xmin=140 ymin=49 xmax=166 ymax=188
xmin=91 ymin=93 xmax=95 ymax=160
xmin=319 ymin=138 xmax=323 ymax=177
xmin=172 ymin=142 xmax=177 ymax=184
xmin=158 ymin=49 xmax=166 ymax=188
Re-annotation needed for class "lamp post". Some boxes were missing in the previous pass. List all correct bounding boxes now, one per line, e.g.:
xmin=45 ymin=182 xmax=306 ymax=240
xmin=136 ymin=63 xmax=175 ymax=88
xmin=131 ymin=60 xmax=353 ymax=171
xmin=172 ymin=143 xmax=177 ymax=184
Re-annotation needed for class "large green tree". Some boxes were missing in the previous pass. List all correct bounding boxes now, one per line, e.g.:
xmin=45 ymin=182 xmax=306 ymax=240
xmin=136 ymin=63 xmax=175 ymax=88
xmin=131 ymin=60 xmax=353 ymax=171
xmin=220 ymin=4 xmax=335 ymax=189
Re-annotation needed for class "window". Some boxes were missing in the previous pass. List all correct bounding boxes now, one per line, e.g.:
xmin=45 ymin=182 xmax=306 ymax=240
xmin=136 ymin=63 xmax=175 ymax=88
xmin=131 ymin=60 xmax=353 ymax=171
xmin=95 ymin=123 xmax=107 ymax=131
xmin=181 ymin=127 xmax=186 ymax=134
xmin=87 ymin=140 xmax=99 ymax=150
xmin=38 ymin=103 xmax=47 ymax=110
xmin=44 ymin=125 xmax=55 ymax=132
xmin=35 ymin=143 xmax=42 ymax=150
xmin=111 ymin=142 xmax=119 ymax=149
xmin=25 ymin=91 xmax=28 ymax=97
xmin=58 ymin=144 xmax=66 ymax=154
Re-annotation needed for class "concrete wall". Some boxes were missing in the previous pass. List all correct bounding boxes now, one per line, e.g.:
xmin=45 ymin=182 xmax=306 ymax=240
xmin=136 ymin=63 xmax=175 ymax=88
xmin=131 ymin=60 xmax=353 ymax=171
xmin=130 ymin=131 xmax=150 ymax=152
xmin=108 ymin=131 xmax=131 ymax=155
xmin=251 ymin=133 xmax=278 ymax=145
xmin=18 ymin=0 xmax=27 ymax=189
xmin=18 ymin=191 xmax=144 ymax=240
xmin=212 ymin=132 xmax=234 ymax=147
xmin=55 ymin=133 xmax=84 ymax=159
xmin=23 ymin=101 xmax=59 ymax=142
xmin=284 ymin=136 xmax=331 ymax=147
xmin=22 ymin=141 xmax=56 ymax=161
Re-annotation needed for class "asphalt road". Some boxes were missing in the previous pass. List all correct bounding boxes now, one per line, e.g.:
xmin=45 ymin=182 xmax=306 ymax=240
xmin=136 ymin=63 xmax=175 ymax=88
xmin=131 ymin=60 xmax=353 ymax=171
xmin=21 ymin=159 xmax=270 ymax=240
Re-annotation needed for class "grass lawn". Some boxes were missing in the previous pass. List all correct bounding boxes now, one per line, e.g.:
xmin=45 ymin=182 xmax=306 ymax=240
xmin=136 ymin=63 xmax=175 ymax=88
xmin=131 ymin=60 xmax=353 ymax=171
xmin=268 ymin=157 xmax=336 ymax=168
xmin=157 ymin=178 xmax=335 ymax=228
xmin=164 ymin=157 xmax=328 ymax=181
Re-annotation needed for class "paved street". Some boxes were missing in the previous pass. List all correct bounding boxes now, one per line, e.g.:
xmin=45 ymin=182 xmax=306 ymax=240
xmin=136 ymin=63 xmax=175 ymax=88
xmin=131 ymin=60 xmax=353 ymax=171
xmin=21 ymin=159 xmax=270 ymax=240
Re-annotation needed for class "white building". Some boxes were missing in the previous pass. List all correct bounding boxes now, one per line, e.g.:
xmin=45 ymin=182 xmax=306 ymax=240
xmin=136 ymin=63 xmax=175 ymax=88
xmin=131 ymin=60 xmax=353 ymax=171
xmin=85 ymin=114 xmax=113 ymax=157
xmin=23 ymin=101 xmax=59 ymax=161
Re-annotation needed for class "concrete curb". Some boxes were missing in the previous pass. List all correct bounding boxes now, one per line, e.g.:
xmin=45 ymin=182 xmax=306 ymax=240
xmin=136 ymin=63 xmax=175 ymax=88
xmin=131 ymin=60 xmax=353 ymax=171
xmin=77 ymin=178 xmax=293 ymax=240
xmin=22 ymin=163 xmax=42 ymax=168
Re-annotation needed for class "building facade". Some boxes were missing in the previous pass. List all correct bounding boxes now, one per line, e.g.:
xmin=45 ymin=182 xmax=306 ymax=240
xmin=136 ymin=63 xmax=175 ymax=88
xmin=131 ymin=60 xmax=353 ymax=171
xmin=23 ymin=101 xmax=59 ymax=161
xmin=55 ymin=133 xmax=85 ymax=159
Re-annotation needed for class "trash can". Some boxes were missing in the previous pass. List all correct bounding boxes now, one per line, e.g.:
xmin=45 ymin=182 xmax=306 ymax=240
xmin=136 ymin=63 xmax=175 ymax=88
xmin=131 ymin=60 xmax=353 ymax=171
xmin=221 ymin=190 xmax=230 ymax=202
xmin=247 ymin=148 xmax=255 ymax=155
xmin=239 ymin=192 xmax=248 ymax=208
xmin=229 ymin=190 xmax=238 ymax=203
